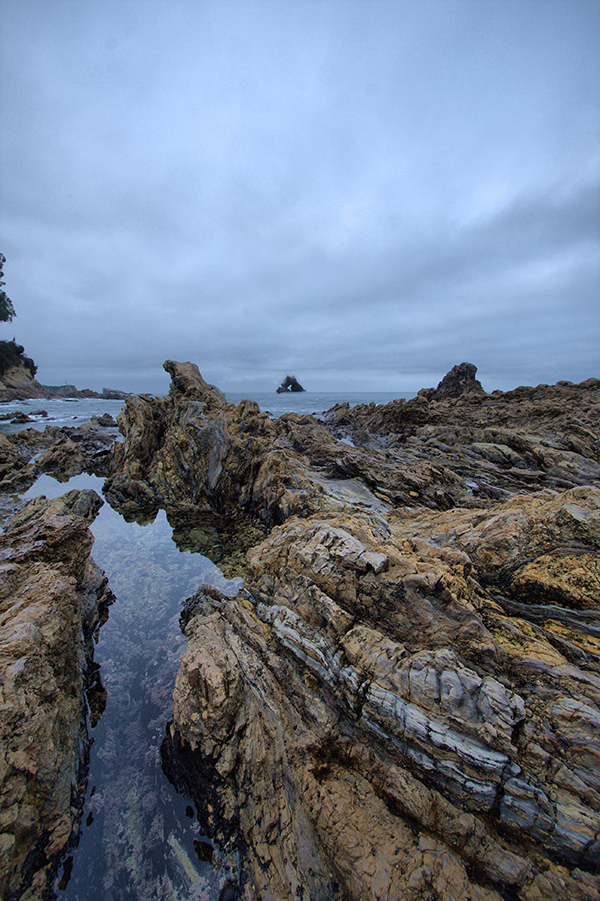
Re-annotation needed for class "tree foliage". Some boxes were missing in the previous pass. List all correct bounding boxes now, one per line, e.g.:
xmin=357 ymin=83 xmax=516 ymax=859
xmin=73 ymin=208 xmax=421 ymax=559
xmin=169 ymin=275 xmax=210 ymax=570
xmin=0 ymin=253 xmax=16 ymax=323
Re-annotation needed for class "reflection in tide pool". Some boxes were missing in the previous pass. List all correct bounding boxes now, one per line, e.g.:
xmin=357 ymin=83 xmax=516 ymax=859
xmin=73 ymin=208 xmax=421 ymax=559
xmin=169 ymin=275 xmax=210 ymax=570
xmin=24 ymin=475 xmax=241 ymax=900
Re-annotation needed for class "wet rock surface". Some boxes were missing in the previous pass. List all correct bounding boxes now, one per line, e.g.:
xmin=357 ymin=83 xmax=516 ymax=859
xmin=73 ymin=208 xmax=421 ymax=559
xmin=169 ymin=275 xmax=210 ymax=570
xmin=2 ymin=359 xmax=599 ymax=900
xmin=0 ymin=490 xmax=111 ymax=900
xmin=106 ymin=361 xmax=600 ymax=900
xmin=0 ymin=421 xmax=118 ymax=498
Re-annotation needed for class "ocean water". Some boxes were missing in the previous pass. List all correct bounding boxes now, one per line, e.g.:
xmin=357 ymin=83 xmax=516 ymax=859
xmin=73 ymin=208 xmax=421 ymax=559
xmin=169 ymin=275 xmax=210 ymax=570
xmin=0 ymin=397 xmax=127 ymax=434
xmin=0 ymin=390 xmax=416 ymax=434
xmin=225 ymin=389 xmax=415 ymax=417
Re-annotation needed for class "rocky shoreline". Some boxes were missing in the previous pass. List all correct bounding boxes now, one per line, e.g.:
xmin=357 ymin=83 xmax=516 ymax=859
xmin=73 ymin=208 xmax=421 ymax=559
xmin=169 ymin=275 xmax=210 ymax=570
xmin=0 ymin=491 xmax=112 ymax=901
xmin=1 ymin=360 xmax=599 ymax=899
xmin=0 ymin=359 xmax=129 ymax=403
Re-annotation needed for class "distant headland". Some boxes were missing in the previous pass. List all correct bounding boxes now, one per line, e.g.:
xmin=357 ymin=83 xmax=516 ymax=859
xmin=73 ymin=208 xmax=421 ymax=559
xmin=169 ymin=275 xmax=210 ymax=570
xmin=0 ymin=339 xmax=128 ymax=401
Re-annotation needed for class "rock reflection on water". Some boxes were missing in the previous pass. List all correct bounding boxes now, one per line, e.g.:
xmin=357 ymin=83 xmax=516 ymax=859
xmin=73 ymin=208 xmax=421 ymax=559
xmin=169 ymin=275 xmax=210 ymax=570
xmin=23 ymin=475 xmax=243 ymax=901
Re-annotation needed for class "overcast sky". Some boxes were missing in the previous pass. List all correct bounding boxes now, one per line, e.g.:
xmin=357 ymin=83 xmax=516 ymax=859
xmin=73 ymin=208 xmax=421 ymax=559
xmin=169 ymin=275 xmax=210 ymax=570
xmin=1 ymin=0 xmax=598 ymax=396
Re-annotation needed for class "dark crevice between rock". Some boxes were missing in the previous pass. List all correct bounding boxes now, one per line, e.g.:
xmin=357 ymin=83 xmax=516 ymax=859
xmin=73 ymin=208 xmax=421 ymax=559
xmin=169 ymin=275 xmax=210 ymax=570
xmin=160 ymin=727 xmax=244 ymax=893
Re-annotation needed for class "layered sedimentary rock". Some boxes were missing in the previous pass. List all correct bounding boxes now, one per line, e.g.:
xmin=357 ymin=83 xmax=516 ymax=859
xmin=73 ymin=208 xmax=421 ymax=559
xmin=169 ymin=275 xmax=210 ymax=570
xmin=0 ymin=490 xmax=111 ymax=900
xmin=105 ymin=361 xmax=600 ymax=525
xmin=105 ymin=360 xmax=600 ymax=899
xmin=171 ymin=494 xmax=600 ymax=900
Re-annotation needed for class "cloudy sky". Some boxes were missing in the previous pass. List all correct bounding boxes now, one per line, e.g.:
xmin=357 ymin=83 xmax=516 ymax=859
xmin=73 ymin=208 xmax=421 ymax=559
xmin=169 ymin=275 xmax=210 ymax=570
xmin=1 ymin=0 xmax=598 ymax=396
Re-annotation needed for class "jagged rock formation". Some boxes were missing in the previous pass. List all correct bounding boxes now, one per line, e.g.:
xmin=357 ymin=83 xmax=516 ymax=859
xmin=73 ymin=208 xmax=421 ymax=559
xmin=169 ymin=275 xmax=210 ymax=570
xmin=0 ymin=420 xmax=118 ymax=495
xmin=0 ymin=490 xmax=111 ymax=900
xmin=277 ymin=374 xmax=305 ymax=393
xmin=105 ymin=361 xmax=600 ymax=524
xmin=104 ymin=360 xmax=600 ymax=900
xmin=426 ymin=360 xmax=486 ymax=401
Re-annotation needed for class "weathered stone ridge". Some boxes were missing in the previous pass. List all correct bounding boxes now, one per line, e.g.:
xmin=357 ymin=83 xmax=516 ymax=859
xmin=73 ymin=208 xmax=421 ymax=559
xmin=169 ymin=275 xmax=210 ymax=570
xmin=4 ymin=358 xmax=598 ymax=899
xmin=171 ymin=494 xmax=600 ymax=900
xmin=0 ymin=490 xmax=110 ymax=900
xmin=102 ymin=360 xmax=600 ymax=900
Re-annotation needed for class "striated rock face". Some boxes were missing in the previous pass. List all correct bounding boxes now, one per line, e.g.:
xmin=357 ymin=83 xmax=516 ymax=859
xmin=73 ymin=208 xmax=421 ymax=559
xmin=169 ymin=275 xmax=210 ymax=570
xmin=0 ymin=490 xmax=111 ymax=900
xmin=170 ymin=494 xmax=600 ymax=900
xmin=106 ymin=360 xmax=600 ymax=899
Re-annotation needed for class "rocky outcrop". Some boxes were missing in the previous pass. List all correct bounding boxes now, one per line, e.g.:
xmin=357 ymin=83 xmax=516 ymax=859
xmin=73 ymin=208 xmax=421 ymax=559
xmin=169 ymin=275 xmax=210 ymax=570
xmin=98 ymin=359 xmax=600 ymax=898
xmin=0 ymin=363 xmax=37 ymax=392
xmin=0 ymin=348 xmax=128 ymax=401
xmin=427 ymin=360 xmax=486 ymax=401
xmin=104 ymin=361 xmax=320 ymax=525
xmin=277 ymin=375 xmax=305 ymax=393
xmin=323 ymin=368 xmax=600 ymax=501
xmin=0 ymin=490 xmax=111 ymax=900
xmin=0 ymin=341 xmax=37 ymax=396
xmin=105 ymin=361 xmax=600 ymax=526
xmin=169 ymin=489 xmax=600 ymax=900
xmin=0 ymin=421 xmax=118 ymax=496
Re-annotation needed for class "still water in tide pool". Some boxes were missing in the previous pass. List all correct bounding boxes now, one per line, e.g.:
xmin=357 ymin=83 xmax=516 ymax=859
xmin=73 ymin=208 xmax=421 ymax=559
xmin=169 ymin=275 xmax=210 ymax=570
xmin=22 ymin=474 xmax=242 ymax=901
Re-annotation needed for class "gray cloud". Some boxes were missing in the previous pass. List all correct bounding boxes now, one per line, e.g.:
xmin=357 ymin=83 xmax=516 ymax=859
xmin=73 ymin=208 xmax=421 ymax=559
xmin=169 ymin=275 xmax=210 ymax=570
xmin=1 ymin=0 xmax=598 ymax=396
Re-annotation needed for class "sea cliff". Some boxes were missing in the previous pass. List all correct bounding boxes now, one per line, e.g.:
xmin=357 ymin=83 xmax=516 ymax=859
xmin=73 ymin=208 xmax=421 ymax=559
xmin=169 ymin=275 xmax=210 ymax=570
xmin=0 ymin=347 xmax=128 ymax=402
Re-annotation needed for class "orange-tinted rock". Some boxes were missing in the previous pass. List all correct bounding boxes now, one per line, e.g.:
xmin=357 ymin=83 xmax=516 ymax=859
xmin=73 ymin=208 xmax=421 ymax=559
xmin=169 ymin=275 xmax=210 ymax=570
xmin=0 ymin=491 xmax=110 ymax=899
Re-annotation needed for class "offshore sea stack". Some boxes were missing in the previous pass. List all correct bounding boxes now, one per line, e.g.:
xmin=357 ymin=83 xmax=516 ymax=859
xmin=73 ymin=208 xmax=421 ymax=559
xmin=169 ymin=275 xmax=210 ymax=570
xmin=277 ymin=374 xmax=306 ymax=393
xmin=107 ymin=360 xmax=600 ymax=900
xmin=0 ymin=490 xmax=111 ymax=900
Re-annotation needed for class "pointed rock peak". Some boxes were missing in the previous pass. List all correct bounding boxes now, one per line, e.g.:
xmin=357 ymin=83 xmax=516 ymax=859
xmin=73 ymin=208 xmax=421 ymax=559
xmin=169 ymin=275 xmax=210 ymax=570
xmin=432 ymin=362 xmax=485 ymax=401
xmin=163 ymin=360 xmax=228 ymax=407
